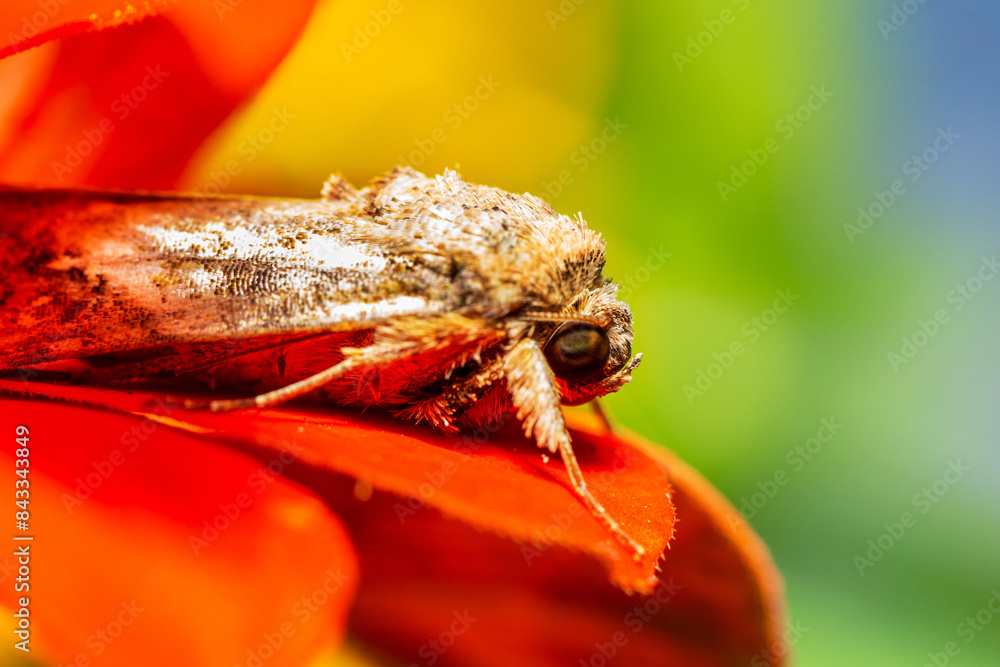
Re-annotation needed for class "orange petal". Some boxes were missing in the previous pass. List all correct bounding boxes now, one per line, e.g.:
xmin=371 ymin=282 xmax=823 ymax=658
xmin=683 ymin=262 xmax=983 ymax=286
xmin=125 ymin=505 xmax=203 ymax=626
xmin=0 ymin=393 xmax=358 ymax=666
xmin=304 ymin=419 xmax=787 ymax=665
xmin=0 ymin=381 xmax=676 ymax=593
xmin=341 ymin=490 xmax=785 ymax=667
xmin=0 ymin=0 xmax=319 ymax=188
xmin=0 ymin=381 xmax=787 ymax=664
xmin=0 ymin=1 xmax=174 ymax=61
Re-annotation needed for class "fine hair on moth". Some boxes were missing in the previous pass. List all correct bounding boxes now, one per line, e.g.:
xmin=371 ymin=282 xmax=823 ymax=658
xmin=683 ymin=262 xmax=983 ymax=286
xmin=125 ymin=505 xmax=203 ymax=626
xmin=0 ymin=168 xmax=645 ymax=558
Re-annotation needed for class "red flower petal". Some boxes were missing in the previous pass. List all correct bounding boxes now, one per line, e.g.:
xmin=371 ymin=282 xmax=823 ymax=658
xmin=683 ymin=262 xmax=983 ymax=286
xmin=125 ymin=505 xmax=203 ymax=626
xmin=0 ymin=1 xmax=174 ymax=60
xmin=0 ymin=394 xmax=358 ymax=666
xmin=1 ymin=381 xmax=675 ymax=593
xmin=0 ymin=0 xmax=319 ymax=189
xmin=1 ymin=381 xmax=787 ymax=665
xmin=341 ymin=490 xmax=784 ymax=667
xmin=330 ymin=415 xmax=787 ymax=666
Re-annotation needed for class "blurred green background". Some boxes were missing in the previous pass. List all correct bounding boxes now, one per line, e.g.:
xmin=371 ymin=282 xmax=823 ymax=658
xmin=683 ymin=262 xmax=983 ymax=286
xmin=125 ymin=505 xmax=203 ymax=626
xmin=183 ymin=0 xmax=1000 ymax=664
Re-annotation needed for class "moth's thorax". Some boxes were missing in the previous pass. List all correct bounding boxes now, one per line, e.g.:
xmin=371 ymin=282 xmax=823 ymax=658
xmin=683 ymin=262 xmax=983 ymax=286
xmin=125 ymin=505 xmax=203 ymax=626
xmin=358 ymin=169 xmax=609 ymax=315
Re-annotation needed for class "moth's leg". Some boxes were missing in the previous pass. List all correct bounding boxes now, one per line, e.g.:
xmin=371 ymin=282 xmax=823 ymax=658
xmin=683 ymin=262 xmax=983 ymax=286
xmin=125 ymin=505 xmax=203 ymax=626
xmin=183 ymin=355 xmax=369 ymax=411
xmin=393 ymin=355 xmax=505 ymax=432
xmin=503 ymin=338 xmax=645 ymax=560
xmin=186 ymin=313 xmax=503 ymax=412
xmin=590 ymin=399 xmax=615 ymax=434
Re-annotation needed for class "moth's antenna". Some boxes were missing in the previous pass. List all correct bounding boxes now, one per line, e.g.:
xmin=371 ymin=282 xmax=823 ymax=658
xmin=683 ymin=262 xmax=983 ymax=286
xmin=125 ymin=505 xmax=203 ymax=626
xmin=520 ymin=311 xmax=610 ymax=328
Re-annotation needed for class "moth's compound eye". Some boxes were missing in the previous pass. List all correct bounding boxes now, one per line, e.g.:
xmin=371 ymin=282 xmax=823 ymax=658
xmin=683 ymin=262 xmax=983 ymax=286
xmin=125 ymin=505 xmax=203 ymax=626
xmin=544 ymin=323 xmax=611 ymax=382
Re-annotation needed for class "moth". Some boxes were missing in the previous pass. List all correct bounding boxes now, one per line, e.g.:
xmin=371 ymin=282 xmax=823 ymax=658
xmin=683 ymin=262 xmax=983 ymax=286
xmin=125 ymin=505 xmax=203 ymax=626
xmin=0 ymin=168 xmax=644 ymax=557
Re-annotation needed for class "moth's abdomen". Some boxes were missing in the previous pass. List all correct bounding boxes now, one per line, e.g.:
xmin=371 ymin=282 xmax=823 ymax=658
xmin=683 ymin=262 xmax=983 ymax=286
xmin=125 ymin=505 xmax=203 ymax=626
xmin=0 ymin=190 xmax=158 ymax=368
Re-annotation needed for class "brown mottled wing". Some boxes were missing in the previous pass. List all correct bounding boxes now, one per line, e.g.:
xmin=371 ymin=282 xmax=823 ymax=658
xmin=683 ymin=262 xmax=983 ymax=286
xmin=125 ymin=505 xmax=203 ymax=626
xmin=0 ymin=187 xmax=463 ymax=369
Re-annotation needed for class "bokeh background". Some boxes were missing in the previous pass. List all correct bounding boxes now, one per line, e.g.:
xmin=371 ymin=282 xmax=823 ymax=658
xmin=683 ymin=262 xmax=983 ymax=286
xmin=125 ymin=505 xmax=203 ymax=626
xmin=181 ymin=0 xmax=1000 ymax=664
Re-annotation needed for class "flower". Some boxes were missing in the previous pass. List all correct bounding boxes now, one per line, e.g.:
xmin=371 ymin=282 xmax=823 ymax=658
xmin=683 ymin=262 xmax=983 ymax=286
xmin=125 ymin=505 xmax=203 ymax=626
xmin=0 ymin=0 xmax=318 ymax=188
xmin=1 ymin=381 xmax=786 ymax=666
xmin=0 ymin=4 xmax=788 ymax=665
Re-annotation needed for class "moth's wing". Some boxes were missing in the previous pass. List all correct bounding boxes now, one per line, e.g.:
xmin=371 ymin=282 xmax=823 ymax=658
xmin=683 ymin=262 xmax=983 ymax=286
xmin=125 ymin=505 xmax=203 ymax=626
xmin=20 ymin=331 xmax=330 ymax=383
xmin=0 ymin=188 xmax=459 ymax=369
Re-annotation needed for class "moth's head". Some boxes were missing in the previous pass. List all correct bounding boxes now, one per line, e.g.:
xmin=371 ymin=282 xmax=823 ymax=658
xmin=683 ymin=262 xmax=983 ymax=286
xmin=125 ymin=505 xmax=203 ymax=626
xmin=526 ymin=282 xmax=642 ymax=406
